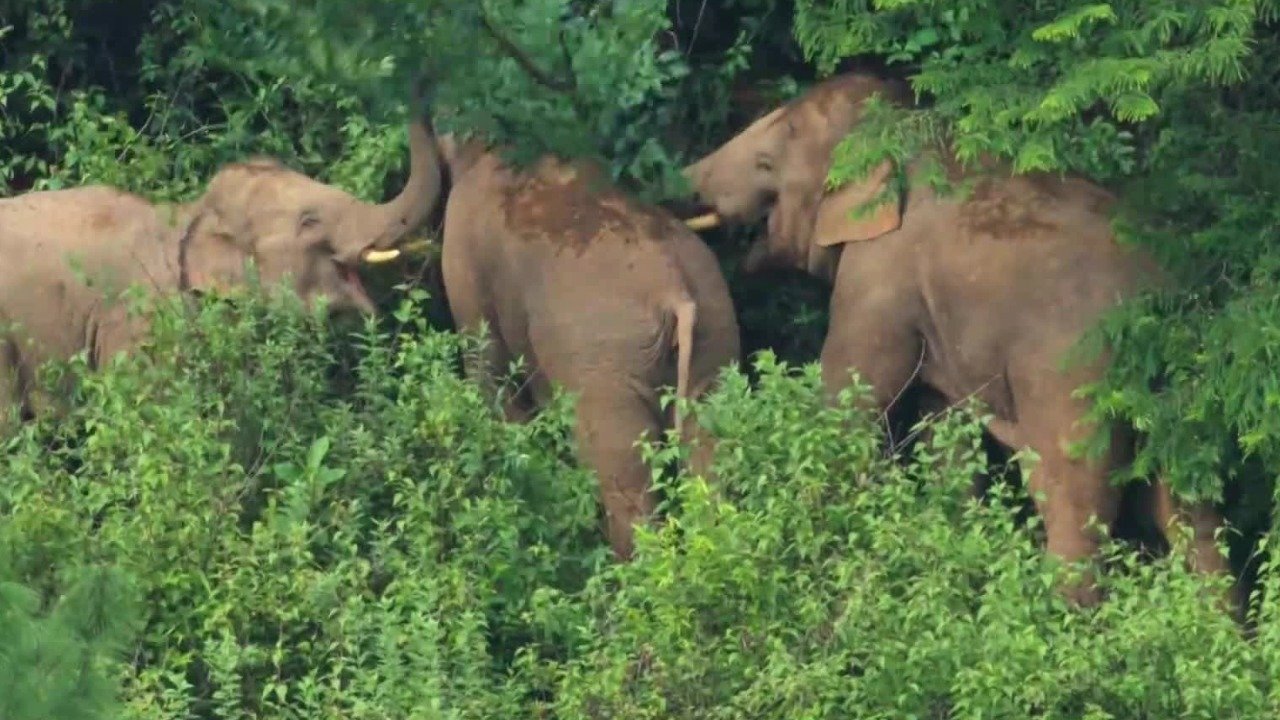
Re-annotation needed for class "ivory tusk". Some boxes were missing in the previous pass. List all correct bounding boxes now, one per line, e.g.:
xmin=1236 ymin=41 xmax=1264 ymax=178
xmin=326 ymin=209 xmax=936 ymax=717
xmin=361 ymin=237 xmax=440 ymax=265
xmin=684 ymin=212 xmax=722 ymax=231
xmin=400 ymin=239 xmax=436 ymax=254
xmin=361 ymin=248 xmax=403 ymax=264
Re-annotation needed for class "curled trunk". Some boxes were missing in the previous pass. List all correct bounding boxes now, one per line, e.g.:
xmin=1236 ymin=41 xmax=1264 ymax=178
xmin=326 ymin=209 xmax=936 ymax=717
xmin=355 ymin=117 xmax=444 ymax=264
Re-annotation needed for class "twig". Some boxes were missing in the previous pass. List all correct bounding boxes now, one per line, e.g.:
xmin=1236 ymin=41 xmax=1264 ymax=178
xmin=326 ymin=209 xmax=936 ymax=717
xmin=880 ymin=343 xmax=925 ymax=451
xmin=688 ymin=0 xmax=709 ymax=56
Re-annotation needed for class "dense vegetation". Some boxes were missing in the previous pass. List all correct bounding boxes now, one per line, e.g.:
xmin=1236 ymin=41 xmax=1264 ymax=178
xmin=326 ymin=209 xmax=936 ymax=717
xmin=5 ymin=0 xmax=1280 ymax=717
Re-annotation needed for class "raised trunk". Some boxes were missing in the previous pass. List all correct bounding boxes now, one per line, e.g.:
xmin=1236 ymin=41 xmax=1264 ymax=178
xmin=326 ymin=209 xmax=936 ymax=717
xmin=359 ymin=117 xmax=443 ymax=263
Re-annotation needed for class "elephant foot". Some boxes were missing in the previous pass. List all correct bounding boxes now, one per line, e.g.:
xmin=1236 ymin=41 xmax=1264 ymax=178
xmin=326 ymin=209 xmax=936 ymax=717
xmin=605 ymin=514 xmax=638 ymax=562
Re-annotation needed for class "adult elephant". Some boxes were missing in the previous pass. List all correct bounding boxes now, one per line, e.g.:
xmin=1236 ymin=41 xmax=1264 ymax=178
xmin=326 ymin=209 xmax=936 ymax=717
xmin=680 ymin=71 xmax=1238 ymax=611
xmin=425 ymin=132 xmax=740 ymax=561
xmin=0 ymin=116 xmax=440 ymax=435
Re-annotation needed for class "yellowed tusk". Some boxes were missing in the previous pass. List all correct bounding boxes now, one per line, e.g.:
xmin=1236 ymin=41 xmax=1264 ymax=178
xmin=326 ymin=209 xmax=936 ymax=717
xmin=400 ymin=239 xmax=436 ymax=254
xmin=684 ymin=212 xmax=722 ymax=231
xmin=362 ymin=248 xmax=403 ymax=264
xmin=361 ymin=237 xmax=440 ymax=265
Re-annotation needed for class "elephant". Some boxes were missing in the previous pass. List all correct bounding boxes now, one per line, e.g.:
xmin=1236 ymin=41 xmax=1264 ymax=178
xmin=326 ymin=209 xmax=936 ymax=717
xmin=0 ymin=117 xmax=440 ymax=436
xmin=417 ymin=130 xmax=741 ymax=560
xmin=680 ymin=71 xmax=1239 ymax=612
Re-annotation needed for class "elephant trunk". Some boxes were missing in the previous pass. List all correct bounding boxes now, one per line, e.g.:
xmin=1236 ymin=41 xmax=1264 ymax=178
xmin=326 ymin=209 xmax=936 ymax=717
xmin=677 ymin=159 xmax=723 ymax=231
xmin=740 ymin=238 xmax=773 ymax=274
xmin=359 ymin=117 xmax=443 ymax=263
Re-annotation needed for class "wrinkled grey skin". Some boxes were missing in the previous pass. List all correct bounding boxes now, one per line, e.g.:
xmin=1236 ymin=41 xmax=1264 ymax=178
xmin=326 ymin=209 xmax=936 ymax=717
xmin=682 ymin=71 xmax=1239 ymax=615
xmin=0 ymin=119 xmax=441 ymax=436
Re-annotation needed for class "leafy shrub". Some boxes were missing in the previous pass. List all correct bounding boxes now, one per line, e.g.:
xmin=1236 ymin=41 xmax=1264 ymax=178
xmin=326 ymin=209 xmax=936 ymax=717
xmin=3 ymin=290 xmax=1280 ymax=719
xmin=0 ymin=550 xmax=139 ymax=720
xmin=548 ymin=359 xmax=1280 ymax=719
xmin=0 ymin=289 xmax=604 ymax=718
xmin=6 ymin=3 xmax=1280 ymax=718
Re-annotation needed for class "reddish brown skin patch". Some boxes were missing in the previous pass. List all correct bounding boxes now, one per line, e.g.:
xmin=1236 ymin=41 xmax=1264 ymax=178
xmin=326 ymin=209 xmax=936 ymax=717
xmin=88 ymin=207 xmax=118 ymax=232
xmin=956 ymin=171 xmax=1120 ymax=243
xmin=959 ymin=178 xmax=1058 ymax=240
xmin=501 ymin=159 xmax=682 ymax=253
xmin=772 ymin=73 xmax=913 ymax=125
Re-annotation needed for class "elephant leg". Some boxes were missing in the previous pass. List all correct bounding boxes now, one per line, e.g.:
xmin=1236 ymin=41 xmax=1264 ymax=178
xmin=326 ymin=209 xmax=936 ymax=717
xmin=1149 ymin=480 xmax=1242 ymax=617
xmin=494 ymin=362 xmax=536 ymax=424
xmin=989 ymin=392 xmax=1124 ymax=608
xmin=92 ymin=306 xmax=148 ymax=369
xmin=441 ymin=260 xmax=527 ymax=421
xmin=819 ymin=300 xmax=923 ymax=416
xmin=1029 ymin=441 xmax=1120 ymax=607
xmin=16 ymin=345 xmax=65 ymax=421
xmin=454 ymin=317 xmax=531 ymax=423
xmin=682 ymin=414 xmax=718 ymax=483
xmin=674 ymin=373 xmax=721 ymax=486
xmin=502 ymin=391 xmax=536 ymax=424
xmin=0 ymin=343 xmax=21 ymax=440
xmin=573 ymin=386 xmax=662 ymax=560
xmin=905 ymin=386 xmax=993 ymax=499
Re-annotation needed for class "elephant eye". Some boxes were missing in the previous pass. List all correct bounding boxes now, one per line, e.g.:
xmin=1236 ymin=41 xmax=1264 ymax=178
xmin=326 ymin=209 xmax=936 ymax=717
xmin=754 ymin=154 xmax=774 ymax=172
xmin=298 ymin=210 xmax=322 ymax=231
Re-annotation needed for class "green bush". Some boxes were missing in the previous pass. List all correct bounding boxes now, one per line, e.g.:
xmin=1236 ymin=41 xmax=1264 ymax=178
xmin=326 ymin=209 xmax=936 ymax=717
xmin=0 ymin=550 xmax=140 ymax=720
xmin=3 ymin=289 xmax=1279 ymax=719
xmin=7 ymin=3 xmax=1280 ymax=718
xmin=1 ymin=288 xmax=604 ymax=718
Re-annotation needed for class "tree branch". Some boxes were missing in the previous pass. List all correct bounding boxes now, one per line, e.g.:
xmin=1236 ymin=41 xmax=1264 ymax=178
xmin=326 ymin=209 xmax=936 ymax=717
xmin=477 ymin=4 xmax=577 ymax=94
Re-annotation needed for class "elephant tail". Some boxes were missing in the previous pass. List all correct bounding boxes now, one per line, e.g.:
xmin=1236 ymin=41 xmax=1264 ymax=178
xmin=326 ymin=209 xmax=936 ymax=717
xmin=670 ymin=296 xmax=697 ymax=440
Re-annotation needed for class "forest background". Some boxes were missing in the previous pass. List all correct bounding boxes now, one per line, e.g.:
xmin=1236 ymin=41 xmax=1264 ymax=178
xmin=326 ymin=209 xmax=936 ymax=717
xmin=6 ymin=1 xmax=1280 ymax=718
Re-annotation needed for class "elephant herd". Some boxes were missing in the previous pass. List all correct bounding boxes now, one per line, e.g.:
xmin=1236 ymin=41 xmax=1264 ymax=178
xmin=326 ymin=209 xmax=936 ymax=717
xmin=0 ymin=71 xmax=1241 ymax=615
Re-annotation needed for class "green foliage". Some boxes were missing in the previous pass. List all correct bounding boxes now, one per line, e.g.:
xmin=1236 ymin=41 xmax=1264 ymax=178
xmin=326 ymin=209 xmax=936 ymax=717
xmin=549 ymin=364 xmax=1279 ymax=719
xmin=791 ymin=1 xmax=1280 ymax=509
xmin=9 ymin=2 xmax=1280 ymax=717
xmin=2 ymin=287 xmax=606 ymax=718
xmin=7 ymin=296 xmax=1280 ymax=717
xmin=201 ymin=0 xmax=715 ymax=196
xmin=0 ymin=0 xmax=413 ymax=201
xmin=0 ymin=0 xmax=777 ymax=331
xmin=794 ymin=0 xmax=1270 ymax=178
xmin=0 ymin=0 xmax=828 ymax=369
xmin=0 ymin=550 xmax=140 ymax=720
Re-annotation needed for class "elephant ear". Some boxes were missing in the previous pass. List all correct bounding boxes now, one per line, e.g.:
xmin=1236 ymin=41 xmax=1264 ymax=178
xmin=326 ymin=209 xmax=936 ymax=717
xmin=182 ymin=208 xmax=254 ymax=292
xmin=811 ymin=160 xmax=901 ymax=247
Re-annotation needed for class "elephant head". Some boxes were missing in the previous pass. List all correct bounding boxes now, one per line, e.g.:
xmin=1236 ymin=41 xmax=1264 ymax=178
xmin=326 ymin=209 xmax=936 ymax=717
xmin=179 ymin=118 xmax=442 ymax=313
xmin=681 ymin=73 xmax=912 ymax=281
